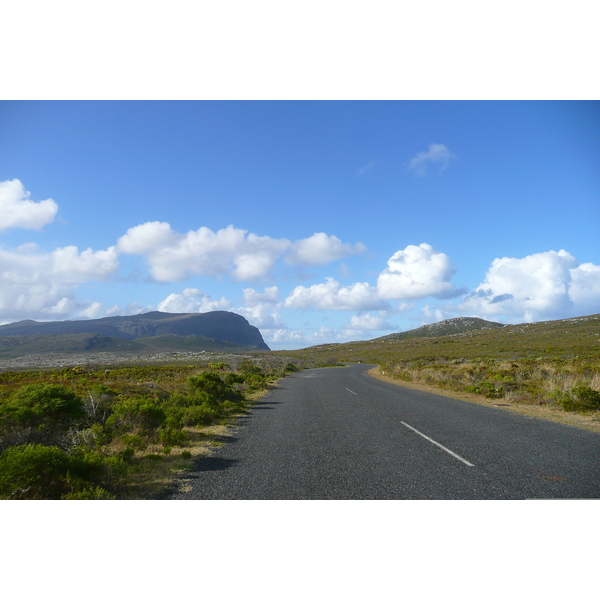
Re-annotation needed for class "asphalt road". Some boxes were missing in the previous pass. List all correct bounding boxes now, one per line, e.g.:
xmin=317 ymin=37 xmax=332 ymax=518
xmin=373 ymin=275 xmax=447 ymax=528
xmin=169 ymin=364 xmax=600 ymax=499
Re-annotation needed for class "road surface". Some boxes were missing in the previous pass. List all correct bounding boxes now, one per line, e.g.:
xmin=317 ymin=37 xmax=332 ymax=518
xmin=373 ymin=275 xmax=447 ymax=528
xmin=168 ymin=364 xmax=600 ymax=499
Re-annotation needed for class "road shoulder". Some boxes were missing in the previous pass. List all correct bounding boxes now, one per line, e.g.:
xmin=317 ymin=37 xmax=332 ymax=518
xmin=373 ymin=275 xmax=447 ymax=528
xmin=367 ymin=367 xmax=600 ymax=434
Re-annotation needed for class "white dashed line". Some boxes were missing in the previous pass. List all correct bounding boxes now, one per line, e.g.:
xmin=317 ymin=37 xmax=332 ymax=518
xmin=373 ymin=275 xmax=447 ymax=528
xmin=401 ymin=421 xmax=475 ymax=467
xmin=345 ymin=388 xmax=357 ymax=395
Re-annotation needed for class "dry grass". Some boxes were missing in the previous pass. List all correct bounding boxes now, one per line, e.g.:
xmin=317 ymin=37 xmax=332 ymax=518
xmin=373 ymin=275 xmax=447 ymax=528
xmin=368 ymin=368 xmax=600 ymax=434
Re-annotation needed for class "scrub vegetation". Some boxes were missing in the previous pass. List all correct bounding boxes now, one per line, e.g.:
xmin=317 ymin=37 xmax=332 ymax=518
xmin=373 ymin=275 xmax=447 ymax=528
xmin=0 ymin=356 xmax=302 ymax=499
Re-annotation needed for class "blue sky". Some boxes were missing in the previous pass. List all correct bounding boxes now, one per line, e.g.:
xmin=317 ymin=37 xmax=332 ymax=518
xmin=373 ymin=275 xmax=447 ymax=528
xmin=1 ymin=100 xmax=598 ymax=349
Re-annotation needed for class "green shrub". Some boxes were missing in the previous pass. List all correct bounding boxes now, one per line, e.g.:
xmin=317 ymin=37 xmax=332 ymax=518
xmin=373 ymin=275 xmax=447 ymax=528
xmin=163 ymin=406 xmax=184 ymax=429
xmin=120 ymin=433 xmax=147 ymax=451
xmin=208 ymin=362 xmax=228 ymax=371
xmin=559 ymin=386 xmax=600 ymax=411
xmin=159 ymin=427 xmax=188 ymax=447
xmin=220 ymin=400 xmax=245 ymax=414
xmin=181 ymin=404 xmax=219 ymax=426
xmin=224 ymin=372 xmax=245 ymax=386
xmin=2 ymin=384 xmax=83 ymax=427
xmin=107 ymin=397 xmax=166 ymax=432
xmin=0 ymin=444 xmax=124 ymax=500
xmin=0 ymin=444 xmax=73 ymax=499
xmin=187 ymin=372 xmax=243 ymax=405
xmin=169 ymin=391 xmax=210 ymax=407
xmin=571 ymin=385 xmax=600 ymax=409
xmin=0 ymin=384 xmax=85 ymax=450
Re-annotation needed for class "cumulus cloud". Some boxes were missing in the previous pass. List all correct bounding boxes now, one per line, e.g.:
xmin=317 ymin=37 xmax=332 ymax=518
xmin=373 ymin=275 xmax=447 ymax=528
xmin=157 ymin=288 xmax=233 ymax=313
xmin=408 ymin=143 xmax=456 ymax=176
xmin=235 ymin=303 xmax=285 ymax=330
xmin=284 ymin=277 xmax=388 ymax=311
xmin=0 ymin=179 xmax=59 ymax=232
xmin=376 ymin=243 xmax=462 ymax=300
xmin=78 ymin=302 xmax=105 ymax=319
xmin=347 ymin=313 xmax=394 ymax=331
xmin=282 ymin=243 xmax=462 ymax=312
xmin=287 ymin=232 xmax=366 ymax=266
xmin=265 ymin=328 xmax=310 ymax=345
xmin=105 ymin=303 xmax=146 ymax=317
xmin=118 ymin=222 xmax=364 ymax=282
xmin=0 ymin=243 xmax=119 ymax=321
xmin=242 ymin=286 xmax=280 ymax=306
xmin=459 ymin=250 xmax=600 ymax=321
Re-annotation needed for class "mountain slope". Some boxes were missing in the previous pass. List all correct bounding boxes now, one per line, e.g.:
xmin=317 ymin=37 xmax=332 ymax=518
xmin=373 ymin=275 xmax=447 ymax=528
xmin=0 ymin=311 xmax=270 ymax=352
xmin=377 ymin=317 xmax=505 ymax=342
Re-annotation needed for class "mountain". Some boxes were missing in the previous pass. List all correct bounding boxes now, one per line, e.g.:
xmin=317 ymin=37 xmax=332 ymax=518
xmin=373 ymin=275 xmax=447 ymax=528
xmin=0 ymin=311 xmax=270 ymax=352
xmin=376 ymin=317 xmax=505 ymax=342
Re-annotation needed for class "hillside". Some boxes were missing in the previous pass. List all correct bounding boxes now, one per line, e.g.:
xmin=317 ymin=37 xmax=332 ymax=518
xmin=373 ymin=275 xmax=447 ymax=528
xmin=0 ymin=311 xmax=270 ymax=357
xmin=376 ymin=317 xmax=505 ymax=342
xmin=274 ymin=314 xmax=600 ymax=363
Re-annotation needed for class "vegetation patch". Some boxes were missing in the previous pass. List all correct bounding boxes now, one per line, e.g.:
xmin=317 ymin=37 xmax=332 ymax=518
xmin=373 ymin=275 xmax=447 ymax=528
xmin=0 ymin=355 xmax=305 ymax=499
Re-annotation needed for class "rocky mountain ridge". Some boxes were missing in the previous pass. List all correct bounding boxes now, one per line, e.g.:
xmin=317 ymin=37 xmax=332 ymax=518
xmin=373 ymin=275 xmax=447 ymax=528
xmin=0 ymin=310 xmax=270 ymax=354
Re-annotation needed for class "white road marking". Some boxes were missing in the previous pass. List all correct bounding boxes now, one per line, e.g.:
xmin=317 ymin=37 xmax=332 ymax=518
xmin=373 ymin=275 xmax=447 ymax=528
xmin=400 ymin=421 xmax=475 ymax=467
xmin=346 ymin=388 xmax=358 ymax=395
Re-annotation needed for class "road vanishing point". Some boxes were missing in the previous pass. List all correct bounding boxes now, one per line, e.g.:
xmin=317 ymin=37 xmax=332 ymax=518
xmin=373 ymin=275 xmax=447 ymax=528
xmin=169 ymin=364 xmax=600 ymax=500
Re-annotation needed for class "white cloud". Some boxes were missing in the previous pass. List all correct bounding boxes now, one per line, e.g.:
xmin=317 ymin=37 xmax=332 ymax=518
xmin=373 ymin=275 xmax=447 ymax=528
xmin=459 ymin=250 xmax=600 ymax=321
xmin=283 ymin=243 xmax=462 ymax=312
xmin=243 ymin=286 xmax=280 ymax=306
xmin=118 ymin=222 xmax=365 ymax=282
xmin=157 ymin=288 xmax=233 ymax=313
xmin=235 ymin=304 xmax=285 ymax=330
xmin=44 ymin=297 xmax=79 ymax=316
xmin=105 ymin=303 xmax=146 ymax=317
xmin=569 ymin=262 xmax=600 ymax=310
xmin=376 ymin=243 xmax=461 ymax=300
xmin=0 ymin=243 xmax=119 ymax=321
xmin=408 ymin=143 xmax=456 ymax=176
xmin=116 ymin=221 xmax=177 ymax=254
xmin=0 ymin=179 xmax=59 ymax=232
xmin=265 ymin=328 xmax=308 ymax=345
xmin=347 ymin=313 xmax=393 ymax=331
xmin=78 ymin=302 xmax=105 ymax=319
xmin=287 ymin=232 xmax=366 ymax=266
xmin=284 ymin=277 xmax=388 ymax=311
xmin=420 ymin=305 xmax=450 ymax=324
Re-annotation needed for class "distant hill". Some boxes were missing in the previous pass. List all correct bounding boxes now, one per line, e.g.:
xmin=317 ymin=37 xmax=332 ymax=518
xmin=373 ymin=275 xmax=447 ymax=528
xmin=376 ymin=317 xmax=505 ymax=342
xmin=273 ymin=314 xmax=600 ymax=363
xmin=0 ymin=311 xmax=270 ymax=355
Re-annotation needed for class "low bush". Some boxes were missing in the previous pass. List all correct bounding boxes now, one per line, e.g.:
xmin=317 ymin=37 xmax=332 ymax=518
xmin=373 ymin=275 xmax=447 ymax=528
xmin=557 ymin=385 xmax=600 ymax=412
xmin=180 ymin=404 xmax=219 ymax=426
xmin=106 ymin=397 xmax=166 ymax=432
xmin=158 ymin=427 xmax=188 ymax=447
xmin=1 ymin=384 xmax=83 ymax=427
xmin=0 ymin=360 xmax=284 ymax=498
xmin=0 ymin=444 xmax=126 ymax=500
xmin=0 ymin=384 xmax=85 ymax=450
